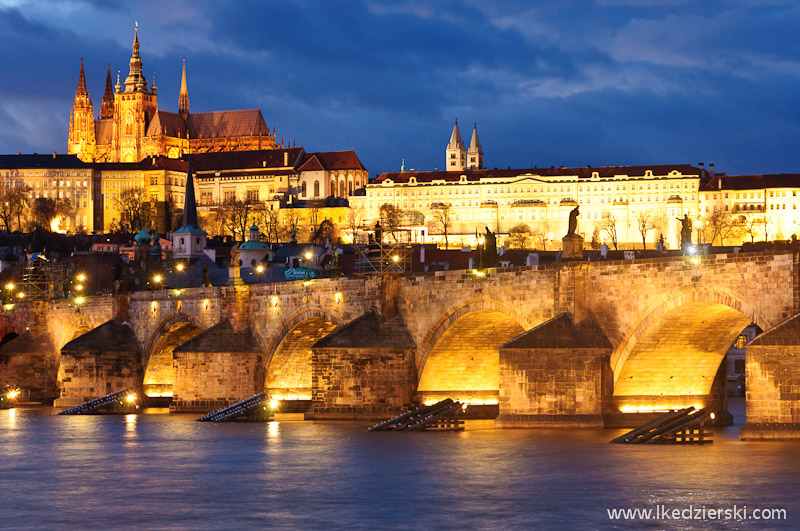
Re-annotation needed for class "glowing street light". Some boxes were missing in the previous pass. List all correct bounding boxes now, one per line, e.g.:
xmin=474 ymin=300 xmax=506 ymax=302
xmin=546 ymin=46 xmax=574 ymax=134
xmin=77 ymin=274 xmax=86 ymax=282
xmin=16 ymin=292 xmax=24 ymax=299
xmin=256 ymin=264 xmax=264 ymax=273
xmin=125 ymin=393 xmax=136 ymax=404
xmin=176 ymin=263 xmax=184 ymax=272
xmin=154 ymin=275 xmax=162 ymax=284
xmin=75 ymin=296 xmax=85 ymax=305
xmin=392 ymin=254 xmax=399 ymax=263
xmin=5 ymin=283 xmax=13 ymax=291
xmin=269 ymin=399 xmax=279 ymax=410
xmin=76 ymin=284 xmax=83 ymax=291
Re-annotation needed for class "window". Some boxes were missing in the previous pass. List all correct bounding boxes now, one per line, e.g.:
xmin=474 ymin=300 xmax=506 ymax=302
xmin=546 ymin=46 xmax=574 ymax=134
xmin=246 ymin=189 xmax=259 ymax=202
xmin=224 ymin=191 xmax=236 ymax=203
xmin=314 ymin=181 xmax=320 ymax=197
xmin=151 ymin=175 xmax=158 ymax=185
xmin=301 ymin=182 xmax=307 ymax=197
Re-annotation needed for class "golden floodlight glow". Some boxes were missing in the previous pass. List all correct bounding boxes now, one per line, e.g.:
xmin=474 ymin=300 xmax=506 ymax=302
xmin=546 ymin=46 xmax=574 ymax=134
xmin=303 ymin=280 xmax=312 ymax=287
xmin=154 ymin=275 xmax=162 ymax=283
xmin=125 ymin=393 xmax=136 ymax=403
xmin=268 ymin=399 xmax=279 ymax=409
xmin=392 ymin=255 xmax=399 ymax=262
xmin=7 ymin=389 xmax=20 ymax=399
xmin=75 ymin=297 xmax=85 ymax=305
xmin=334 ymin=292 xmax=342 ymax=303
xmin=77 ymin=274 xmax=86 ymax=282
xmin=304 ymin=251 xmax=312 ymax=260
xmin=5 ymin=283 xmax=13 ymax=290
xmin=176 ymin=263 xmax=184 ymax=272
xmin=17 ymin=292 xmax=24 ymax=299
xmin=619 ymin=404 xmax=704 ymax=414
xmin=472 ymin=269 xmax=485 ymax=277
xmin=256 ymin=264 xmax=264 ymax=273
xmin=76 ymin=284 xmax=83 ymax=291
xmin=270 ymin=296 xmax=279 ymax=307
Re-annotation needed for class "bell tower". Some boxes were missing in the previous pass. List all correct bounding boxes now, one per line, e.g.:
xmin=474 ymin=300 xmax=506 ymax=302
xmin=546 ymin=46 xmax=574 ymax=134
xmin=445 ymin=119 xmax=466 ymax=172
xmin=113 ymin=23 xmax=159 ymax=163
xmin=67 ymin=58 xmax=96 ymax=162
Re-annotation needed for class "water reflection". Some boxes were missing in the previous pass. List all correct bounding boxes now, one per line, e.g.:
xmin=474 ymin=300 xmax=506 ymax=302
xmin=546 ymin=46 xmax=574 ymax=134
xmin=0 ymin=406 xmax=799 ymax=529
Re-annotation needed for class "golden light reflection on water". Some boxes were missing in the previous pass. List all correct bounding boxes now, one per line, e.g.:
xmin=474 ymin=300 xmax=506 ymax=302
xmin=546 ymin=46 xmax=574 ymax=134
xmin=267 ymin=421 xmax=279 ymax=439
xmin=7 ymin=407 xmax=16 ymax=427
xmin=125 ymin=414 xmax=137 ymax=432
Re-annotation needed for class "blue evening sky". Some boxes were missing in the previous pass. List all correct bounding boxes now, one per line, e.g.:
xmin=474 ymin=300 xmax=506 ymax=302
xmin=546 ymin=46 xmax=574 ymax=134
xmin=1 ymin=0 xmax=799 ymax=177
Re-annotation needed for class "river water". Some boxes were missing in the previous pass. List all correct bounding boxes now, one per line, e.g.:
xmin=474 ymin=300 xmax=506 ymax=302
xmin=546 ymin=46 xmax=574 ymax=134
xmin=1 ymin=399 xmax=799 ymax=530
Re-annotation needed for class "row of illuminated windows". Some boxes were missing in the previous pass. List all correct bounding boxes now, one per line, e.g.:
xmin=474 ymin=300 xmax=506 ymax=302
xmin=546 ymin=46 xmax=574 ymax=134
xmin=371 ymin=181 xmax=697 ymax=197
xmin=32 ymin=190 xmax=88 ymax=200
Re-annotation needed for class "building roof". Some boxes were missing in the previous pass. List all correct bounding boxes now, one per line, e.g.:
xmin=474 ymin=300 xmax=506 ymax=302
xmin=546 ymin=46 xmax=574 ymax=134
xmin=298 ymin=150 xmax=366 ymax=172
xmin=61 ymin=320 xmax=139 ymax=352
xmin=703 ymin=173 xmax=800 ymax=192
xmin=147 ymin=110 xmax=187 ymax=138
xmin=95 ymin=119 xmax=113 ymax=145
xmin=0 ymin=153 xmax=87 ymax=170
xmin=173 ymin=320 xmax=258 ymax=352
xmin=373 ymin=164 xmax=704 ymax=185
xmin=186 ymin=109 xmax=270 ymax=139
xmin=190 ymin=148 xmax=304 ymax=172
xmin=0 ymin=331 xmax=54 ymax=355
xmin=501 ymin=313 xmax=611 ymax=349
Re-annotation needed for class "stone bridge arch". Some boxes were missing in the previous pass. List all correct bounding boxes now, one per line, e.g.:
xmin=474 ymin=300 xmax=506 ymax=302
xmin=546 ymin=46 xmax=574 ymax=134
xmin=262 ymin=308 xmax=343 ymax=399
xmin=610 ymin=286 xmax=773 ymax=416
xmin=141 ymin=313 xmax=205 ymax=397
xmin=415 ymin=298 xmax=532 ymax=405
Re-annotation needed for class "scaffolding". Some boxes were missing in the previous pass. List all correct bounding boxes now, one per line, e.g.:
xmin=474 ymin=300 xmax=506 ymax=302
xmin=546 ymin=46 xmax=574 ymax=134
xmin=353 ymin=228 xmax=413 ymax=274
xmin=21 ymin=254 xmax=69 ymax=301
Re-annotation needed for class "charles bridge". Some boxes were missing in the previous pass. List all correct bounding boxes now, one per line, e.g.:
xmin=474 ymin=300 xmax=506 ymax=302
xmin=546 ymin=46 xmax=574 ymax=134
xmin=2 ymin=250 xmax=799 ymax=440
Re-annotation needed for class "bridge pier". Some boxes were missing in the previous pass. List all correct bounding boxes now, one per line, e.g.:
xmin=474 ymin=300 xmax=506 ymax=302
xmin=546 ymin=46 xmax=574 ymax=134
xmin=496 ymin=314 xmax=612 ymax=428
xmin=741 ymin=314 xmax=800 ymax=440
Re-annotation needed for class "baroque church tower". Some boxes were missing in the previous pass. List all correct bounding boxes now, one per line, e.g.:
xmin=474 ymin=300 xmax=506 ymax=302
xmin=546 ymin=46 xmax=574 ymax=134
xmin=67 ymin=58 xmax=96 ymax=159
xmin=445 ymin=119 xmax=466 ymax=172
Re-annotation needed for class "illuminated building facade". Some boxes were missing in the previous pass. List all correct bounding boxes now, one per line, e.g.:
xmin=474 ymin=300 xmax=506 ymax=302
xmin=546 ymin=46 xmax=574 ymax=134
xmin=68 ymin=26 xmax=277 ymax=164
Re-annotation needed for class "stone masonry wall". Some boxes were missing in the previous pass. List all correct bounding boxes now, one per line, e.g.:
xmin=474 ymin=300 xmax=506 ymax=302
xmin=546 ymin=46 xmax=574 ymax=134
xmin=171 ymin=350 xmax=263 ymax=412
xmin=0 ymin=350 xmax=59 ymax=399
xmin=496 ymin=347 xmax=611 ymax=428
xmin=309 ymin=347 xmax=417 ymax=419
xmin=58 ymin=350 xmax=142 ymax=401
xmin=741 ymin=345 xmax=800 ymax=440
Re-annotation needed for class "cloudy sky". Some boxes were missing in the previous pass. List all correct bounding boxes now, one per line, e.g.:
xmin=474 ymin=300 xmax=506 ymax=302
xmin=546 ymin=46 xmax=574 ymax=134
xmin=1 ymin=0 xmax=800 ymax=176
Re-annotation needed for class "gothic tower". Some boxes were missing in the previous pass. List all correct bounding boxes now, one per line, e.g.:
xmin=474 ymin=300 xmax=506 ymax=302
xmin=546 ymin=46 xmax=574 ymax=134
xmin=113 ymin=24 xmax=158 ymax=163
xmin=445 ymin=119 xmax=466 ymax=172
xmin=467 ymin=123 xmax=483 ymax=170
xmin=67 ymin=58 xmax=96 ymax=162
xmin=178 ymin=58 xmax=189 ymax=121
xmin=100 ymin=63 xmax=114 ymax=119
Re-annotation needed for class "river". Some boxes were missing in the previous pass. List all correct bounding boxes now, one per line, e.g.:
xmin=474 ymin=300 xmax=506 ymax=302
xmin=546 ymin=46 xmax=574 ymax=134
xmin=1 ymin=398 xmax=799 ymax=529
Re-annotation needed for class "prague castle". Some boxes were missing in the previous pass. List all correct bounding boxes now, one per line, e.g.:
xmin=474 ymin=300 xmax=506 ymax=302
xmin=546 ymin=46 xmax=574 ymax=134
xmin=68 ymin=26 xmax=276 ymax=163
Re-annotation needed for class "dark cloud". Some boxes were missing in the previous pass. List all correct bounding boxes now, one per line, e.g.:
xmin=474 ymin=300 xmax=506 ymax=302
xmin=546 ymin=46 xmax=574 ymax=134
xmin=1 ymin=1 xmax=800 ymax=177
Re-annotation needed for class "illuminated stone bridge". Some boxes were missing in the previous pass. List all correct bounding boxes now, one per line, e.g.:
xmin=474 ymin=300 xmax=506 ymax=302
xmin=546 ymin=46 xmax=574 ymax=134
xmin=1 ymin=250 xmax=799 ymax=440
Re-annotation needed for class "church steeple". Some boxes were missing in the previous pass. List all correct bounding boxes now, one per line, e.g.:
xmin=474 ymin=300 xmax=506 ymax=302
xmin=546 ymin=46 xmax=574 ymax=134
xmin=172 ymin=154 xmax=207 ymax=259
xmin=124 ymin=23 xmax=149 ymax=93
xmin=179 ymin=57 xmax=189 ymax=120
xmin=100 ymin=63 xmax=114 ymax=119
xmin=182 ymin=155 xmax=198 ymax=228
xmin=467 ymin=122 xmax=483 ymax=170
xmin=445 ymin=119 xmax=466 ymax=172
xmin=76 ymin=57 xmax=89 ymax=96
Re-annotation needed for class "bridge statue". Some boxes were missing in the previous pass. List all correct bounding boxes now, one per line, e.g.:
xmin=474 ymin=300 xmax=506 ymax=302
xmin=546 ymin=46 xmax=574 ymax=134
xmin=562 ymin=206 xmax=583 ymax=259
xmin=566 ymin=206 xmax=580 ymax=237
xmin=677 ymin=214 xmax=692 ymax=248
xmin=483 ymin=227 xmax=498 ymax=268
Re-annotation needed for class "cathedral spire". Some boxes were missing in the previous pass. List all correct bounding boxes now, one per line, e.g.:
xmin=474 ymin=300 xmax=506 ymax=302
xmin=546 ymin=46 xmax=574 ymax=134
xmin=179 ymin=57 xmax=189 ymax=120
xmin=76 ymin=57 xmax=88 ymax=96
xmin=100 ymin=62 xmax=114 ymax=119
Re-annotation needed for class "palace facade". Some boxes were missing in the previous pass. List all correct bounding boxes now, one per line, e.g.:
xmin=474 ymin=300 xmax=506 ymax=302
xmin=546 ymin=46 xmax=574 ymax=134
xmin=68 ymin=26 xmax=276 ymax=164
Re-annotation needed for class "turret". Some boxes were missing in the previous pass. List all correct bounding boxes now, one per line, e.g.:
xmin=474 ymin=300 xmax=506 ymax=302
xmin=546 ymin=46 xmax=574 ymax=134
xmin=445 ymin=119 xmax=465 ymax=172
xmin=124 ymin=23 xmax=149 ymax=93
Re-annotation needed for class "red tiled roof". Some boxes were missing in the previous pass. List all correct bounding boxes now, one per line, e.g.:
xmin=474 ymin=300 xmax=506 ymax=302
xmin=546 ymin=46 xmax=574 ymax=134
xmin=374 ymin=164 xmax=703 ymax=184
xmin=186 ymin=109 xmax=269 ymax=139
xmin=95 ymin=119 xmax=113 ymax=144
xmin=147 ymin=110 xmax=187 ymax=138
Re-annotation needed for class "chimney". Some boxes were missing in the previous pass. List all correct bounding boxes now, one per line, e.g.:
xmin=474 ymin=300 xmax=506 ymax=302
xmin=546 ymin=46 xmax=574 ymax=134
xmin=709 ymin=163 xmax=715 ymax=177
xmin=284 ymin=151 xmax=288 ymax=167
xmin=699 ymin=162 xmax=704 ymax=171
xmin=52 ymin=152 xmax=56 ymax=159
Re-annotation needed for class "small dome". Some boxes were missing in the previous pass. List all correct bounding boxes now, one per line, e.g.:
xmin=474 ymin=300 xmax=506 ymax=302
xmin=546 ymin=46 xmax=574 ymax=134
xmin=135 ymin=227 xmax=150 ymax=245
xmin=249 ymin=224 xmax=259 ymax=232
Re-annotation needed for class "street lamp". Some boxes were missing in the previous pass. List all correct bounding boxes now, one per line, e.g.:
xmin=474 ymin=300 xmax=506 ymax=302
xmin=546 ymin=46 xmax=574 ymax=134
xmin=304 ymin=251 xmax=313 ymax=280
xmin=153 ymin=274 xmax=163 ymax=290
xmin=477 ymin=235 xmax=485 ymax=270
xmin=175 ymin=263 xmax=185 ymax=289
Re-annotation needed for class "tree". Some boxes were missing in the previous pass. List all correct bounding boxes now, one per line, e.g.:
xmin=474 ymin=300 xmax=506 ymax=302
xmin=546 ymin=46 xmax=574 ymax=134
xmin=598 ymin=213 xmax=618 ymax=250
xmin=531 ymin=220 xmax=551 ymax=250
xmin=379 ymin=203 xmax=403 ymax=242
xmin=29 ymin=197 xmax=57 ymax=230
xmin=508 ymin=223 xmax=531 ymax=249
xmin=590 ymin=227 xmax=601 ymax=250
xmin=260 ymin=206 xmax=282 ymax=243
xmin=346 ymin=206 xmax=365 ymax=242
xmin=742 ymin=215 xmax=767 ymax=243
xmin=636 ymin=209 xmax=655 ymax=249
xmin=114 ymin=186 xmax=148 ymax=233
xmin=429 ymin=203 xmax=453 ymax=248
xmin=706 ymin=210 xmax=737 ymax=245
xmin=281 ymin=209 xmax=302 ymax=242
xmin=222 ymin=197 xmax=259 ymax=241
xmin=0 ymin=185 xmax=30 ymax=233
